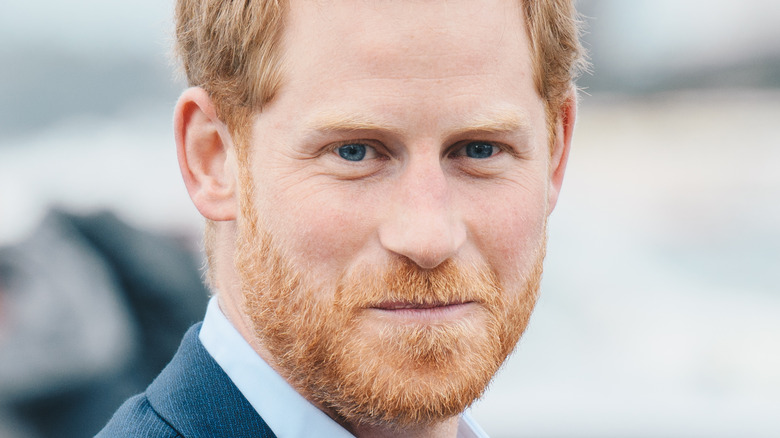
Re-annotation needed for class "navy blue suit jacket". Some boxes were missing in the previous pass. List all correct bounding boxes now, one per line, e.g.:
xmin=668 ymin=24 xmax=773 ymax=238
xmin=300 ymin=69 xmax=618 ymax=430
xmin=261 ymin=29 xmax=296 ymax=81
xmin=97 ymin=323 xmax=277 ymax=437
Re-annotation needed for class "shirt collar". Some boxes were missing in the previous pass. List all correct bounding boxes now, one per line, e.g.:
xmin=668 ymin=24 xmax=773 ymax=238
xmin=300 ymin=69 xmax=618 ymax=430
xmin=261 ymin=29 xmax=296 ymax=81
xmin=199 ymin=296 xmax=489 ymax=438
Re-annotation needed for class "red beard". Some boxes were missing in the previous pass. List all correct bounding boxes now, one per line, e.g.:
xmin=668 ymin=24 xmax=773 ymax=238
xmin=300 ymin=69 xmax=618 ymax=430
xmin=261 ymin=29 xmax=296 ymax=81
xmin=236 ymin=219 xmax=544 ymax=431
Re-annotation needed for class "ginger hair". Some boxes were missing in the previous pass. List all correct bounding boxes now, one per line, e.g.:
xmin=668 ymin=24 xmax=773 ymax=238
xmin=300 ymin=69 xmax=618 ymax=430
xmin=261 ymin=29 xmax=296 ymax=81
xmin=174 ymin=0 xmax=587 ymax=285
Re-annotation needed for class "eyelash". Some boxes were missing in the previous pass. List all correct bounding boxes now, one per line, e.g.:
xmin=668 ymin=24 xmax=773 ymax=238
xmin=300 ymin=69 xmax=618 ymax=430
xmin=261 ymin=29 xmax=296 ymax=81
xmin=330 ymin=140 xmax=384 ymax=161
xmin=448 ymin=141 xmax=503 ymax=159
xmin=327 ymin=139 xmax=511 ymax=164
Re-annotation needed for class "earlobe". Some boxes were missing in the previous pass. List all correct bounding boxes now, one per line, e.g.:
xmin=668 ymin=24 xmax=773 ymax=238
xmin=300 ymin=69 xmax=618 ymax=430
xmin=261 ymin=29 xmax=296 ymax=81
xmin=174 ymin=87 xmax=238 ymax=221
xmin=546 ymin=89 xmax=577 ymax=215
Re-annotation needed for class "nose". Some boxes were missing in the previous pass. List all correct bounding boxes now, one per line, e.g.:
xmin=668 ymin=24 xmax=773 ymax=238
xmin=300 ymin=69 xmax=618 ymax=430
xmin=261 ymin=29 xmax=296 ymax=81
xmin=378 ymin=157 xmax=466 ymax=269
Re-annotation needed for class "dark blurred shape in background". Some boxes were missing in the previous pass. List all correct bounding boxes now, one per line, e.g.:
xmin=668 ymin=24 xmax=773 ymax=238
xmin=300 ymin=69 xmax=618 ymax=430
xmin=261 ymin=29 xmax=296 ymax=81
xmin=0 ymin=210 xmax=208 ymax=438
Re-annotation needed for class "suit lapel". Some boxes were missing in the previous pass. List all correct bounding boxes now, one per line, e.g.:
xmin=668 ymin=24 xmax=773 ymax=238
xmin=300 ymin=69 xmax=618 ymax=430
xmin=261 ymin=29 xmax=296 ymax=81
xmin=145 ymin=323 xmax=277 ymax=438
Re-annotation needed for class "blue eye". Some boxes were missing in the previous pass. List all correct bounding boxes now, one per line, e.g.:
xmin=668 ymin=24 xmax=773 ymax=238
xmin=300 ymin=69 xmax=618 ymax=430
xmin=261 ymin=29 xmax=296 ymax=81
xmin=465 ymin=142 xmax=496 ymax=159
xmin=337 ymin=143 xmax=367 ymax=161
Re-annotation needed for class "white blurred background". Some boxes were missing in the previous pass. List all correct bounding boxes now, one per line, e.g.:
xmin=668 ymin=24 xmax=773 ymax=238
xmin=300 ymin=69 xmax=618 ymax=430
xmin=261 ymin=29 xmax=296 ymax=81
xmin=1 ymin=1 xmax=779 ymax=437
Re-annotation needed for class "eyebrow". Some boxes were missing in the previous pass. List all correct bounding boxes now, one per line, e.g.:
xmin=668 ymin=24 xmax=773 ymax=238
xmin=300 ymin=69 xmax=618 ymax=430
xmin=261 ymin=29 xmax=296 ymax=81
xmin=449 ymin=109 xmax=534 ymax=137
xmin=307 ymin=108 xmax=534 ymax=137
xmin=307 ymin=111 xmax=397 ymax=133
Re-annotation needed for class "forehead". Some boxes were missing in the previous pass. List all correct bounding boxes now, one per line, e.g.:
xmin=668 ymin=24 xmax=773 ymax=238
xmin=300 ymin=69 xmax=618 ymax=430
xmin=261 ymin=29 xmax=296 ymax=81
xmin=290 ymin=1 xmax=524 ymax=64
xmin=269 ymin=0 xmax=541 ymax=136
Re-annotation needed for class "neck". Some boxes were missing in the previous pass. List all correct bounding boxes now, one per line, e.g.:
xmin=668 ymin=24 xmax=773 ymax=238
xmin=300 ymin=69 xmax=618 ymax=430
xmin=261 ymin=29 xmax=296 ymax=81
xmin=348 ymin=416 xmax=460 ymax=438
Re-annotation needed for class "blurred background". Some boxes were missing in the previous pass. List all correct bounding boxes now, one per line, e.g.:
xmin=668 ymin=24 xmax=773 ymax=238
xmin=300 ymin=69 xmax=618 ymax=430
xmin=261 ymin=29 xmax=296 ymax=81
xmin=1 ymin=0 xmax=778 ymax=437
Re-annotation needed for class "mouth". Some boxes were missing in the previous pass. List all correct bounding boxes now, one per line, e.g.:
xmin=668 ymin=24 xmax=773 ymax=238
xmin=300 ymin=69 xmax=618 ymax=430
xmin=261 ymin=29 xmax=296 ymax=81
xmin=373 ymin=300 xmax=471 ymax=310
xmin=368 ymin=300 xmax=477 ymax=322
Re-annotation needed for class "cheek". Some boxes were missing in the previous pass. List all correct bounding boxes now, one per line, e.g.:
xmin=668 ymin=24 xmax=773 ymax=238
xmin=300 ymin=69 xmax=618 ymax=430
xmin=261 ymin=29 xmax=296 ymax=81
xmin=464 ymin=180 xmax=549 ymax=280
xmin=265 ymin=184 xmax=381 ymax=275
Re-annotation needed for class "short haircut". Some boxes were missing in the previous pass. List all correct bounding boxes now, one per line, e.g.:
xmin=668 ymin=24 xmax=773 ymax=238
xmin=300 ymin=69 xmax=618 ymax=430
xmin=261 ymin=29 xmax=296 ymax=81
xmin=175 ymin=0 xmax=587 ymax=139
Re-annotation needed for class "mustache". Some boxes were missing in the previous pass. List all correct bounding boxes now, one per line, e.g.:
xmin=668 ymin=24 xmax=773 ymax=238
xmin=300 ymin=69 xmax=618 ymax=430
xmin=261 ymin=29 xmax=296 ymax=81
xmin=333 ymin=257 xmax=502 ymax=309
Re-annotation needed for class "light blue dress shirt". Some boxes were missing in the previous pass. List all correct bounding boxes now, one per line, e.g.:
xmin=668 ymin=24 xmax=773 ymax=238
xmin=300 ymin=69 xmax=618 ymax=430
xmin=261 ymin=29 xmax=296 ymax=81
xmin=199 ymin=296 xmax=490 ymax=438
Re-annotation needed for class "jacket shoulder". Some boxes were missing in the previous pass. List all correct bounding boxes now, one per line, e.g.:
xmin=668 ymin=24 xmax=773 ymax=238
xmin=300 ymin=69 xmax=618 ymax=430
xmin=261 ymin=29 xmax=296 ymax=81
xmin=96 ymin=393 xmax=182 ymax=438
xmin=98 ymin=323 xmax=275 ymax=438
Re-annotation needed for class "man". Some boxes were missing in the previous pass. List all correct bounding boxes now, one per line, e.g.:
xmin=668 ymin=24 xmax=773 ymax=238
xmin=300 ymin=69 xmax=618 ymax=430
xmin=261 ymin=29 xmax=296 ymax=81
xmin=100 ymin=0 xmax=585 ymax=436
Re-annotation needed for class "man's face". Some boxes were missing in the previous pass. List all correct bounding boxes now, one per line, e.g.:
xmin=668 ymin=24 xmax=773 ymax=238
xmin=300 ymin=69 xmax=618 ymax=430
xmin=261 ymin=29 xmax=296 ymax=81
xmin=235 ymin=0 xmax=556 ymax=430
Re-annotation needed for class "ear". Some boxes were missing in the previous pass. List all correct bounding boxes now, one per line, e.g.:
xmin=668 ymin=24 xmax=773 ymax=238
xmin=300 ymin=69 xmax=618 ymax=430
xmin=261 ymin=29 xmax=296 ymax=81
xmin=547 ymin=89 xmax=577 ymax=215
xmin=174 ymin=87 xmax=238 ymax=221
